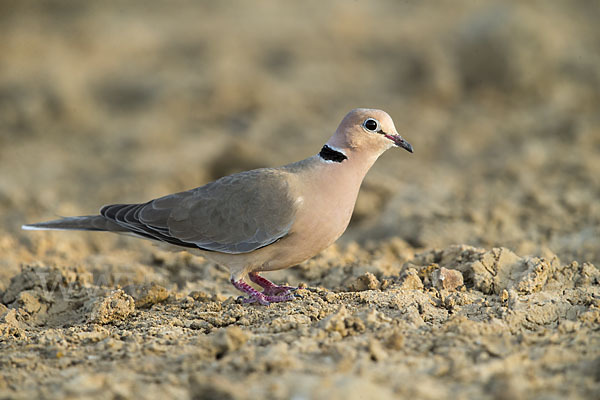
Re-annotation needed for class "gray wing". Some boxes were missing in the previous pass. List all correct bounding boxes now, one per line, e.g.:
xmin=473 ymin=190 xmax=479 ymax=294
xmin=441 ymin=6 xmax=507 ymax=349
xmin=100 ymin=168 xmax=298 ymax=254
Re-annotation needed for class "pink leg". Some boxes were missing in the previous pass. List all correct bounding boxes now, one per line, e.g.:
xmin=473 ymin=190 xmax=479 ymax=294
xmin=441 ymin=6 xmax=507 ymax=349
xmin=230 ymin=277 xmax=295 ymax=305
xmin=248 ymin=272 xmax=297 ymax=296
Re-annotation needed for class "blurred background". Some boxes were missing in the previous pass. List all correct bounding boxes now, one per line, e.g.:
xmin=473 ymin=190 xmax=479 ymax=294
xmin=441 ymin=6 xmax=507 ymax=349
xmin=1 ymin=0 xmax=599 ymax=274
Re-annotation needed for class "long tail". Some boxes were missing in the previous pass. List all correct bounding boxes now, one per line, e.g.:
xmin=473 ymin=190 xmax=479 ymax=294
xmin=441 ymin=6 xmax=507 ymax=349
xmin=22 ymin=215 xmax=127 ymax=232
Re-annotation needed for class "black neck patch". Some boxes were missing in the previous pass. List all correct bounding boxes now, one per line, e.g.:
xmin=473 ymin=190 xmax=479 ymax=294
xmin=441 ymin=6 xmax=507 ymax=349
xmin=319 ymin=145 xmax=347 ymax=163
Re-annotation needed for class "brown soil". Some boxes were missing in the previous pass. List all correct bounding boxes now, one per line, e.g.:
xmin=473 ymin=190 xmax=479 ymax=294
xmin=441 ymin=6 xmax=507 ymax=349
xmin=1 ymin=2 xmax=599 ymax=399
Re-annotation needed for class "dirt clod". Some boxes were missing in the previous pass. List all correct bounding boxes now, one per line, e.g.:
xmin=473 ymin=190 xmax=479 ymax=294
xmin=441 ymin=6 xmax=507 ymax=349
xmin=84 ymin=290 xmax=135 ymax=324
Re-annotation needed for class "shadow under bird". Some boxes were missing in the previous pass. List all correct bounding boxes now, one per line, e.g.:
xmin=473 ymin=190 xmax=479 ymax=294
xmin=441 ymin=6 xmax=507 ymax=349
xmin=22 ymin=108 xmax=413 ymax=305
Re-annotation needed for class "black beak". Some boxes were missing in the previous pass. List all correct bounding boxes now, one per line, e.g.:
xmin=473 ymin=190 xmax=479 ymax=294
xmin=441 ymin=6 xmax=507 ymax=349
xmin=384 ymin=133 xmax=414 ymax=153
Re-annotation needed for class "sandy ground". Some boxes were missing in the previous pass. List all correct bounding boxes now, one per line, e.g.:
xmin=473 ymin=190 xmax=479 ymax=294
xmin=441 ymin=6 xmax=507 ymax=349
xmin=1 ymin=1 xmax=599 ymax=399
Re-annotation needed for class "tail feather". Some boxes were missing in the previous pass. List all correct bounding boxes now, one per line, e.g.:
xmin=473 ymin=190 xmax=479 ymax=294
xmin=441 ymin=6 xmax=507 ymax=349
xmin=22 ymin=215 xmax=126 ymax=232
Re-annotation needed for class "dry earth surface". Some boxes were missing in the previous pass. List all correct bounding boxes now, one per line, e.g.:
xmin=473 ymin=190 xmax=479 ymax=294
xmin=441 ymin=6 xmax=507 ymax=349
xmin=1 ymin=1 xmax=599 ymax=399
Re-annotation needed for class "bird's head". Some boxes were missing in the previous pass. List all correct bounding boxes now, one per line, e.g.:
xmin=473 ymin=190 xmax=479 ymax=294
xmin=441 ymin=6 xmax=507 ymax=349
xmin=327 ymin=108 xmax=413 ymax=158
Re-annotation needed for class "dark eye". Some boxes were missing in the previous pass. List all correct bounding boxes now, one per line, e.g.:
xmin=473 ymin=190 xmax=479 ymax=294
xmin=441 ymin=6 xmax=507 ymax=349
xmin=363 ymin=118 xmax=380 ymax=132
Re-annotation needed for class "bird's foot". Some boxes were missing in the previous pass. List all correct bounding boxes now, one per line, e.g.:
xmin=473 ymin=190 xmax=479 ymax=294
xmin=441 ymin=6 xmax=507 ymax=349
xmin=231 ymin=277 xmax=295 ymax=306
xmin=248 ymin=272 xmax=297 ymax=296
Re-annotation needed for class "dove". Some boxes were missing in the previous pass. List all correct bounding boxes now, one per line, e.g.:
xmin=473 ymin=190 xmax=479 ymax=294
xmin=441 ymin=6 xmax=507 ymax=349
xmin=22 ymin=108 xmax=413 ymax=305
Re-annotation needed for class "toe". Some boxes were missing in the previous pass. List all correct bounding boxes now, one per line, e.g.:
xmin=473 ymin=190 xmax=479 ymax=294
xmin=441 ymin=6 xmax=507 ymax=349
xmin=263 ymin=293 xmax=295 ymax=303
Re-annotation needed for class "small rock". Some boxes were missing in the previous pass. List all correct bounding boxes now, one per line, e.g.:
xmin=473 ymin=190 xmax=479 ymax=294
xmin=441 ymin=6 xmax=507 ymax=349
xmin=123 ymin=282 xmax=169 ymax=309
xmin=324 ymin=291 xmax=338 ymax=303
xmin=188 ymin=290 xmax=212 ymax=303
xmin=0 ymin=308 xmax=26 ymax=336
xmin=433 ymin=267 xmax=464 ymax=291
xmin=398 ymin=268 xmax=424 ymax=290
xmin=346 ymin=272 xmax=380 ymax=292
xmin=577 ymin=262 xmax=600 ymax=286
xmin=319 ymin=305 xmax=367 ymax=337
xmin=189 ymin=320 xmax=212 ymax=331
xmin=15 ymin=290 xmax=43 ymax=314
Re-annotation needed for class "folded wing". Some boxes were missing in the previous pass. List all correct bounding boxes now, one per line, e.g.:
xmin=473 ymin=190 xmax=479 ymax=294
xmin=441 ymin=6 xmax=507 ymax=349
xmin=100 ymin=169 xmax=298 ymax=254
